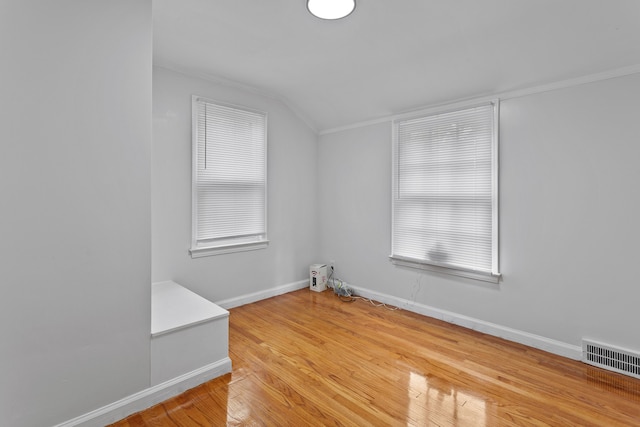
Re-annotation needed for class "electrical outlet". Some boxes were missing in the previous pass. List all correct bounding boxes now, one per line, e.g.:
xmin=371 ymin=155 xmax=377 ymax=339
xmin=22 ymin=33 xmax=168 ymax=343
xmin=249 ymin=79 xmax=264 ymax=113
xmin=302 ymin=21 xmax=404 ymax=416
xmin=328 ymin=260 xmax=336 ymax=289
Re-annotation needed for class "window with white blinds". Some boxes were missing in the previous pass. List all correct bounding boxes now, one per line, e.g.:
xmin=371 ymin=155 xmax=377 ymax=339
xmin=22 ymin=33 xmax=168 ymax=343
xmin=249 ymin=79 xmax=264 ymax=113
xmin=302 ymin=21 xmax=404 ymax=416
xmin=190 ymin=96 xmax=268 ymax=257
xmin=390 ymin=102 xmax=500 ymax=283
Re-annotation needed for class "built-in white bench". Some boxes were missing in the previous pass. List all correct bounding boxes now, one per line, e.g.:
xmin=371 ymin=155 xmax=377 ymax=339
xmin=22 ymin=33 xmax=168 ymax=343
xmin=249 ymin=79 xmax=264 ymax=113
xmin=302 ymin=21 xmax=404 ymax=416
xmin=151 ymin=281 xmax=231 ymax=386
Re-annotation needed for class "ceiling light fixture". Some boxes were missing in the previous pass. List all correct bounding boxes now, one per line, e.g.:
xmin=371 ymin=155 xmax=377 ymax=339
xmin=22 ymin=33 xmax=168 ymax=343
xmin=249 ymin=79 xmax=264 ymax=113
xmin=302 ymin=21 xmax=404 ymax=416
xmin=307 ymin=0 xmax=356 ymax=20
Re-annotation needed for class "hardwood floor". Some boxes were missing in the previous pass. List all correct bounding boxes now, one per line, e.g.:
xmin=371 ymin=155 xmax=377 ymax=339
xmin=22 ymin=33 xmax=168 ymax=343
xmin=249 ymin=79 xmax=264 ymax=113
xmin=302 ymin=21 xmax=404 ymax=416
xmin=110 ymin=289 xmax=640 ymax=426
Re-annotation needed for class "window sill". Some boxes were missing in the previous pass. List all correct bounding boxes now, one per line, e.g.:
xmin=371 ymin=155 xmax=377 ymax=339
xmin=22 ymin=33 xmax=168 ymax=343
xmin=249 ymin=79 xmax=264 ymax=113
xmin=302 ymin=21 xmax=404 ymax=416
xmin=389 ymin=255 xmax=501 ymax=284
xmin=190 ymin=240 xmax=269 ymax=258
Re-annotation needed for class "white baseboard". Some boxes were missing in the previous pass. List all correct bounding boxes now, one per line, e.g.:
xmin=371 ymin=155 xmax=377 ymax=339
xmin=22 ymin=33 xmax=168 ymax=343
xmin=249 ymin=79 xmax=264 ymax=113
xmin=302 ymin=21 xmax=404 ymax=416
xmin=215 ymin=279 xmax=581 ymax=360
xmin=54 ymin=358 xmax=232 ymax=427
xmin=215 ymin=279 xmax=309 ymax=309
xmin=56 ymin=280 xmax=582 ymax=426
xmin=350 ymin=285 xmax=583 ymax=361
xmin=55 ymin=280 xmax=308 ymax=427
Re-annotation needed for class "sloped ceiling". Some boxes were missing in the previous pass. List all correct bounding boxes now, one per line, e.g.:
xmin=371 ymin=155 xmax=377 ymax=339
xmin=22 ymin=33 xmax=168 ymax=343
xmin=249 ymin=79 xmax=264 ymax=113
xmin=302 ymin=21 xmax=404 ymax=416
xmin=153 ymin=0 xmax=640 ymax=132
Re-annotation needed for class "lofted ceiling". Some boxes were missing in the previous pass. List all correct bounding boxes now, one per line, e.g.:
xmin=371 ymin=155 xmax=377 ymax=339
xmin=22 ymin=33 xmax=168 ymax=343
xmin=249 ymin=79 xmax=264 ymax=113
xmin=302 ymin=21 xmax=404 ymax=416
xmin=153 ymin=0 xmax=640 ymax=133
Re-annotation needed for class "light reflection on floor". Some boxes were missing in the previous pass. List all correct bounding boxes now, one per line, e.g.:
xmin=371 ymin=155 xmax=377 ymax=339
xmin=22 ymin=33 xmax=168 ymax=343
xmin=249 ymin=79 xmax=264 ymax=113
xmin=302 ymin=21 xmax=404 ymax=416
xmin=407 ymin=371 xmax=487 ymax=426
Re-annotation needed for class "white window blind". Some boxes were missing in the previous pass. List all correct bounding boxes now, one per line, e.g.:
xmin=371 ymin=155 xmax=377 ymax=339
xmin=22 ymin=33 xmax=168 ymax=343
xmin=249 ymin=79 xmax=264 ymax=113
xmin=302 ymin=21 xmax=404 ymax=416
xmin=191 ymin=96 xmax=268 ymax=257
xmin=391 ymin=102 xmax=500 ymax=282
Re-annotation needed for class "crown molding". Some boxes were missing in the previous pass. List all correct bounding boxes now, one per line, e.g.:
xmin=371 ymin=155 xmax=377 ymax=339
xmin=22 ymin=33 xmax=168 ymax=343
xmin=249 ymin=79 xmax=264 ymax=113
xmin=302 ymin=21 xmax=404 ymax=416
xmin=319 ymin=63 xmax=640 ymax=136
xmin=153 ymin=60 xmax=319 ymax=134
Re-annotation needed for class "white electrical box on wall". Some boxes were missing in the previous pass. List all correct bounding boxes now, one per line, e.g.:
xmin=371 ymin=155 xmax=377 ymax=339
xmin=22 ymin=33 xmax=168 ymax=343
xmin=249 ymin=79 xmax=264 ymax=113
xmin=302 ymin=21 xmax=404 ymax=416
xmin=309 ymin=264 xmax=327 ymax=292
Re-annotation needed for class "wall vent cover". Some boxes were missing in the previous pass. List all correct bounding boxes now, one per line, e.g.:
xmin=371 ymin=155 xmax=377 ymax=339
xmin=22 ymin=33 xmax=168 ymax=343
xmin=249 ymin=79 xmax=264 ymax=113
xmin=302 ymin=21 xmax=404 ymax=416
xmin=582 ymin=339 xmax=640 ymax=379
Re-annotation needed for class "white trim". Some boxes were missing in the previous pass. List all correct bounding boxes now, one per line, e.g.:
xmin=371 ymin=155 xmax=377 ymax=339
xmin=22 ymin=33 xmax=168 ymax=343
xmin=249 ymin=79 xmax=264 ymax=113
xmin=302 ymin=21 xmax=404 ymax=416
xmin=390 ymin=101 xmax=500 ymax=282
xmin=55 ymin=280 xmax=310 ymax=426
xmin=189 ymin=240 xmax=269 ymax=258
xmin=491 ymin=100 xmax=500 ymax=275
xmin=215 ymin=279 xmax=309 ymax=310
xmin=155 ymin=63 xmax=319 ymax=134
xmin=158 ymin=60 xmax=640 ymax=137
xmin=54 ymin=280 xmax=583 ymax=425
xmin=389 ymin=256 xmax=501 ymax=284
xmin=500 ymin=63 xmax=640 ymax=102
xmin=350 ymin=285 xmax=582 ymax=361
xmin=190 ymin=96 xmax=268 ymax=258
xmin=319 ymin=63 xmax=640 ymax=135
xmin=320 ymin=114 xmax=393 ymax=135
xmin=53 ymin=358 xmax=232 ymax=427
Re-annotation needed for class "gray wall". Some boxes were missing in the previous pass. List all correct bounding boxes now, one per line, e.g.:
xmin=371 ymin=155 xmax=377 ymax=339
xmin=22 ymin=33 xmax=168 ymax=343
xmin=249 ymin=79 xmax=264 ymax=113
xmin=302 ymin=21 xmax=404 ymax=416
xmin=152 ymin=67 xmax=319 ymax=302
xmin=2 ymin=2 xmax=638 ymax=424
xmin=0 ymin=1 xmax=152 ymax=426
xmin=318 ymin=72 xmax=640 ymax=352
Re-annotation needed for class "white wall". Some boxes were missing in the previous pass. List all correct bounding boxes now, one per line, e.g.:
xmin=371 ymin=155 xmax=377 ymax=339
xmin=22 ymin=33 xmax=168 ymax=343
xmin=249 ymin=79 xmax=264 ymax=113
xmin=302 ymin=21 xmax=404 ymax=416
xmin=0 ymin=1 xmax=152 ymax=426
xmin=152 ymin=67 xmax=318 ymax=302
xmin=318 ymin=73 xmax=640 ymax=352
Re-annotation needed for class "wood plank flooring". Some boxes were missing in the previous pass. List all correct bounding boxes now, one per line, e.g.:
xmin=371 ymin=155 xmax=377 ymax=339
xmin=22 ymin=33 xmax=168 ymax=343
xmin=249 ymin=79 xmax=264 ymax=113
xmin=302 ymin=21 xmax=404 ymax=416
xmin=110 ymin=289 xmax=640 ymax=426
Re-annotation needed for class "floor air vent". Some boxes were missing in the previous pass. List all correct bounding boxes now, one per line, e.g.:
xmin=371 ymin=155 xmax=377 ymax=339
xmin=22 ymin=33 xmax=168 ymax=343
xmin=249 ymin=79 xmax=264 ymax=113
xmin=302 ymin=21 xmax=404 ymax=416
xmin=582 ymin=339 xmax=640 ymax=379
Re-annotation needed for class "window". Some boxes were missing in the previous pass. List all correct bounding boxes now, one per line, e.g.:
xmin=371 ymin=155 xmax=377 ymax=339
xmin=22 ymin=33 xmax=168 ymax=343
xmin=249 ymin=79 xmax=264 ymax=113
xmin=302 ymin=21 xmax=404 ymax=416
xmin=190 ymin=96 xmax=268 ymax=258
xmin=390 ymin=102 xmax=500 ymax=283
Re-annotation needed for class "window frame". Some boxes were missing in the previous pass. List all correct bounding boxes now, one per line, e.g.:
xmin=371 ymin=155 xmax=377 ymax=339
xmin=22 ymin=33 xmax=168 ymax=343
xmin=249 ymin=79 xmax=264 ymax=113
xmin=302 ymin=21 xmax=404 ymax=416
xmin=189 ymin=95 xmax=268 ymax=258
xmin=390 ymin=101 xmax=501 ymax=283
